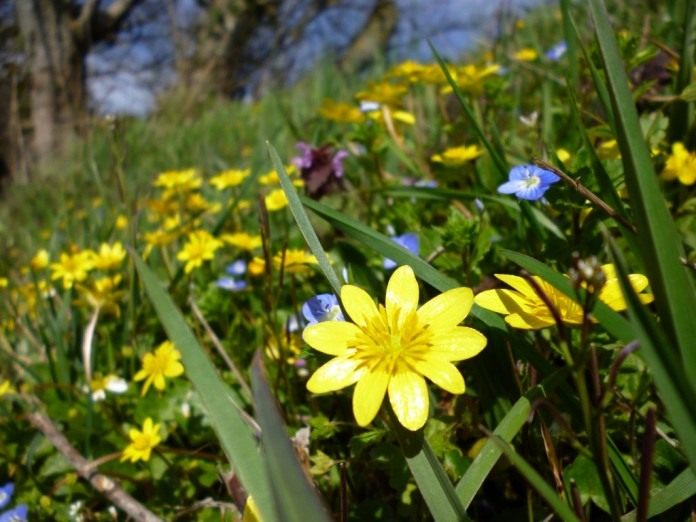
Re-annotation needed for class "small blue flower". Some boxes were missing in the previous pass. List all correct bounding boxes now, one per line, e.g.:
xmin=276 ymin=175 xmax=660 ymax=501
xmin=545 ymin=41 xmax=567 ymax=61
xmin=383 ymin=233 xmax=419 ymax=270
xmin=0 ymin=484 xmax=13 ymax=510
xmin=216 ymin=277 xmax=247 ymax=292
xmin=0 ymin=504 xmax=28 ymax=522
xmin=302 ymin=293 xmax=344 ymax=325
xmin=497 ymin=165 xmax=560 ymax=201
xmin=225 ymin=259 xmax=247 ymax=276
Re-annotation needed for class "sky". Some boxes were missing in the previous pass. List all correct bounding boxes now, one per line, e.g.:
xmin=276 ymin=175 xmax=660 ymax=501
xmin=87 ymin=0 xmax=543 ymax=116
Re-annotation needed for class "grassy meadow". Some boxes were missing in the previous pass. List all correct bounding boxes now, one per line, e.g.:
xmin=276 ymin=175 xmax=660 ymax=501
xmin=1 ymin=0 xmax=696 ymax=520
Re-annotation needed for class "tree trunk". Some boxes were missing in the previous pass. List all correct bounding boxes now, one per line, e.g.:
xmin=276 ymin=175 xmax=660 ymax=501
xmin=16 ymin=0 xmax=87 ymax=165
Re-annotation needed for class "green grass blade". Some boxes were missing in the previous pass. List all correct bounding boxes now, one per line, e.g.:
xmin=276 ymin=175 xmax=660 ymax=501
xmin=589 ymin=0 xmax=696 ymax=376
xmin=667 ymin=0 xmax=695 ymax=141
xmin=455 ymin=368 xmax=569 ymax=508
xmin=605 ymin=236 xmax=696 ymax=476
xmin=486 ymin=433 xmax=580 ymax=522
xmin=621 ymin=468 xmax=696 ymax=521
xmin=266 ymin=142 xmax=342 ymax=295
xmin=428 ymin=42 xmax=508 ymax=177
xmin=390 ymin=411 xmax=471 ymax=522
xmin=132 ymin=253 xmax=275 ymax=521
xmin=250 ymin=354 xmax=331 ymax=522
xmin=301 ymin=196 xmax=505 ymax=329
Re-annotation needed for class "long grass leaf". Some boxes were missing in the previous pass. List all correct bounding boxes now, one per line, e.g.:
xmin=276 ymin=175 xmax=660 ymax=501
xmin=132 ymin=254 xmax=275 ymax=521
xmin=621 ymin=468 xmax=696 ymax=521
xmin=266 ymin=143 xmax=342 ymax=295
xmin=251 ymin=354 xmax=331 ymax=522
xmin=589 ymin=0 xmax=696 ymax=377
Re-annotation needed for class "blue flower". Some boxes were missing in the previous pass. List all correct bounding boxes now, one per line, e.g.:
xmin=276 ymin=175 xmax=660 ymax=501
xmin=215 ymin=277 xmax=247 ymax=291
xmin=383 ymin=233 xmax=419 ymax=270
xmin=0 ymin=484 xmax=13 ymax=510
xmin=0 ymin=504 xmax=28 ymax=522
xmin=545 ymin=41 xmax=567 ymax=61
xmin=225 ymin=259 xmax=247 ymax=276
xmin=497 ymin=165 xmax=560 ymax=201
xmin=302 ymin=293 xmax=344 ymax=325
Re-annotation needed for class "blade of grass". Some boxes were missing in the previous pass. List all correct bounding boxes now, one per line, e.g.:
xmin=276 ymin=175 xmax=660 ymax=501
xmin=621 ymin=467 xmax=696 ymax=521
xmin=389 ymin=410 xmax=471 ymax=522
xmin=455 ymin=368 xmax=570 ymax=508
xmin=132 ymin=253 xmax=275 ymax=521
xmin=667 ymin=0 xmax=695 ymax=141
xmin=589 ymin=0 xmax=696 ymax=378
xmin=266 ymin=142 xmax=342 ymax=295
xmin=251 ymin=353 xmax=331 ymax=522
xmin=605 ymin=234 xmax=696 ymax=476
xmin=484 ymin=431 xmax=580 ymax=522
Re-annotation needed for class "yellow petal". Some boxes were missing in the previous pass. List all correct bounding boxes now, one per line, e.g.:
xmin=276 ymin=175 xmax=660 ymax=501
xmin=307 ymin=356 xmax=363 ymax=393
xmin=474 ymin=289 xmax=519 ymax=314
xmin=153 ymin=374 xmax=166 ymax=390
xmin=385 ymin=265 xmax=419 ymax=329
xmin=340 ymin=285 xmax=379 ymax=328
xmin=164 ymin=361 xmax=184 ymax=377
xmin=417 ymin=287 xmax=473 ymax=329
xmin=495 ymin=274 xmax=537 ymax=299
xmin=429 ymin=326 xmax=487 ymax=361
xmin=352 ymin=369 xmax=389 ymax=426
xmin=505 ymin=313 xmax=553 ymax=329
xmin=388 ymin=371 xmax=429 ymax=431
xmin=412 ymin=359 xmax=465 ymax=394
xmin=303 ymin=321 xmax=362 ymax=355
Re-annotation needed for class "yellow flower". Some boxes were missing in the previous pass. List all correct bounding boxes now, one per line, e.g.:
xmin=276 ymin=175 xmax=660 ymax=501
xmin=133 ymin=340 xmax=185 ymax=395
xmin=556 ymin=148 xmax=571 ymax=163
xmin=210 ymin=168 xmax=250 ymax=190
xmin=597 ymin=139 xmax=621 ymax=160
xmin=273 ymin=249 xmax=317 ymax=274
xmin=356 ymin=81 xmax=408 ymax=105
xmin=144 ymin=229 xmax=177 ymax=248
xmin=90 ymin=374 xmax=128 ymax=401
xmin=319 ymin=99 xmax=364 ymax=124
xmin=153 ymin=168 xmax=202 ymax=192
xmin=259 ymin=166 xmax=299 ymax=186
xmin=248 ymin=257 xmax=266 ymax=276
xmin=76 ymin=275 xmax=124 ymax=315
xmin=243 ymin=496 xmax=262 ymax=522
xmin=304 ymin=265 xmax=487 ymax=431
xmin=120 ymin=418 xmax=162 ymax=463
xmin=176 ymin=230 xmax=223 ymax=273
xmin=431 ymin=145 xmax=484 ymax=166
xmin=474 ymin=264 xmax=653 ymax=330
xmin=31 ymin=249 xmax=50 ymax=270
xmin=513 ymin=48 xmax=538 ymax=61
xmin=0 ymin=380 xmax=16 ymax=397
xmin=0 ymin=277 xmax=7 ymax=289
xmin=264 ymin=189 xmax=289 ymax=212
xmin=92 ymin=242 xmax=126 ymax=270
xmin=662 ymin=142 xmax=696 ymax=185
xmin=50 ymin=251 xmax=94 ymax=289
xmin=440 ymin=63 xmax=501 ymax=94
xmin=220 ymin=232 xmax=262 ymax=251
xmin=388 ymin=60 xmax=428 ymax=83
xmin=115 ymin=214 xmax=129 ymax=230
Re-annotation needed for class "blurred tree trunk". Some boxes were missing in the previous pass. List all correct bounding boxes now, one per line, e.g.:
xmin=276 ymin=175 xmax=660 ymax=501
xmin=339 ymin=0 xmax=398 ymax=72
xmin=14 ymin=0 xmax=141 ymax=168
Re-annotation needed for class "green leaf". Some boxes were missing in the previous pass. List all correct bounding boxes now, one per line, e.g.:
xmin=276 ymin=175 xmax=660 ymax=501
xmin=250 ymin=354 xmax=331 ymax=522
xmin=267 ymin=143 xmax=342 ymax=295
xmin=589 ymin=0 xmax=696 ymax=379
xmin=132 ymin=253 xmax=275 ymax=521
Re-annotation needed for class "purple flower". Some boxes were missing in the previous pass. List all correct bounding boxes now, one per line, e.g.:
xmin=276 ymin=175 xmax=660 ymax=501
xmin=292 ymin=142 xmax=348 ymax=199
xmin=497 ymin=165 xmax=560 ymax=201
xmin=225 ymin=259 xmax=247 ymax=276
xmin=0 ymin=484 xmax=13 ymax=510
xmin=545 ymin=41 xmax=567 ymax=61
xmin=384 ymin=233 xmax=419 ymax=270
xmin=0 ymin=504 xmax=28 ymax=522
xmin=302 ymin=293 xmax=344 ymax=325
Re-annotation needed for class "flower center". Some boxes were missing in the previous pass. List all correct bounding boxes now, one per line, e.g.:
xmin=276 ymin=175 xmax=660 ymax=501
xmin=523 ymin=174 xmax=541 ymax=188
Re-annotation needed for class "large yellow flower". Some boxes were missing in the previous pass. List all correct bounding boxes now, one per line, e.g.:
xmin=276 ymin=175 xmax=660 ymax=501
xmin=210 ymin=168 xmax=250 ymax=190
xmin=474 ymin=264 xmax=653 ymax=330
xmin=133 ymin=341 xmax=185 ymax=395
xmin=304 ymin=265 xmax=487 ymax=431
xmin=220 ymin=232 xmax=262 ymax=251
xmin=176 ymin=230 xmax=223 ymax=273
xmin=50 ymin=251 xmax=94 ymax=289
xmin=91 ymin=242 xmax=126 ymax=270
xmin=121 ymin=417 xmax=162 ymax=463
xmin=319 ymin=99 xmax=364 ymax=124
